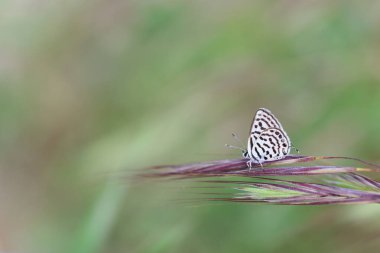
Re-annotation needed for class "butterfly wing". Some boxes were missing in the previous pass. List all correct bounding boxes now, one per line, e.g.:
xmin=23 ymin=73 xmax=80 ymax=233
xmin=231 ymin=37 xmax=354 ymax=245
xmin=247 ymin=108 xmax=288 ymax=155
xmin=249 ymin=108 xmax=285 ymax=137
xmin=246 ymin=108 xmax=291 ymax=163
xmin=248 ymin=127 xmax=291 ymax=163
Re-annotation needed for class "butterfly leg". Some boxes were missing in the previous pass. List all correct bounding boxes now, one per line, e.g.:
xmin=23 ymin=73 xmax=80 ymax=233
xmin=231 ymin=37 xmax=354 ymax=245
xmin=246 ymin=160 xmax=253 ymax=172
xmin=247 ymin=160 xmax=263 ymax=172
xmin=247 ymin=160 xmax=251 ymax=170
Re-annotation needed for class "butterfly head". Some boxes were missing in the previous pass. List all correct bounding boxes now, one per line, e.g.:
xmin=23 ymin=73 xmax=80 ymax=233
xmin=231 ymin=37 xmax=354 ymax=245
xmin=242 ymin=150 xmax=249 ymax=158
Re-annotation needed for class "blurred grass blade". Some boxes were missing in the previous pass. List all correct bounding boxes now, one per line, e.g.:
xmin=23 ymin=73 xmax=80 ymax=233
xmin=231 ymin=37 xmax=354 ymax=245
xmin=201 ymin=173 xmax=380 ymax=205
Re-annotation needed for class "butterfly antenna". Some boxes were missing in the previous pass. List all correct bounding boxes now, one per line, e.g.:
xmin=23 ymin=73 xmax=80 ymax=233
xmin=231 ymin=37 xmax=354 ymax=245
xmin=225 ymin=144 xmax=245 ymax=152
xmin=291 ymin=145 xmax=300 ymax=154
xmin=231 ymin=133 xmax=245 ymax=148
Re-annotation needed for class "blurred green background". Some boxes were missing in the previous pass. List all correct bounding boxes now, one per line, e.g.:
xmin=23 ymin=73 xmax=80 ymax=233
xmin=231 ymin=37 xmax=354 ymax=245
xmin=1 ymin=1 xmax=380 ymax=252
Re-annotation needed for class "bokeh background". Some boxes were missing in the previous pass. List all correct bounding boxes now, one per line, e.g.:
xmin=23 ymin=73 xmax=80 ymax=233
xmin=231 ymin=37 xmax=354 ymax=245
xmin=1 ymin=1 xmax=380 ymax=252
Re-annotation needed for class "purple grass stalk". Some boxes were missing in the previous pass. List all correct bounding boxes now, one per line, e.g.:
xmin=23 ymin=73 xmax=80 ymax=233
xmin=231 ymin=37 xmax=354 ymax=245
xmin=139 ymin=155 xmax=380 ymax=205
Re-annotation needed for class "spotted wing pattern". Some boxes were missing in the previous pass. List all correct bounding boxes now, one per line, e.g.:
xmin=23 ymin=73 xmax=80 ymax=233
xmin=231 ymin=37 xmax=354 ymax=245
xmin=246 ymin=108 xmax=291 ymax=163
xmin=248 ymin=128 xmax=290 ymax=163
xmin=249 ymin=108 xmax=285 ymax=140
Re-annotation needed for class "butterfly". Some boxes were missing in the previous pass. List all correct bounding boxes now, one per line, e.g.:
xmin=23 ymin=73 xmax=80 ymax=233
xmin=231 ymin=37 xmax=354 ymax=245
xmin=227 ymin=108 xmax=295 ymax=168
xmin=244 ymin=108 xmax=294 ymax=167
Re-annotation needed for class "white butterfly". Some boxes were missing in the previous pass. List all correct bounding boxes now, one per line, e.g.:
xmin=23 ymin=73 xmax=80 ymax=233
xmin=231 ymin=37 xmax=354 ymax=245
xmin=244 ymin=107 xmax=292 ymax=166
xmin=227 ymin=108 xmax=295 ymax=168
